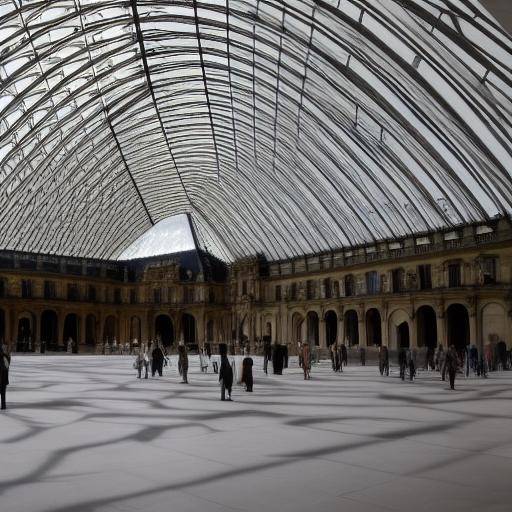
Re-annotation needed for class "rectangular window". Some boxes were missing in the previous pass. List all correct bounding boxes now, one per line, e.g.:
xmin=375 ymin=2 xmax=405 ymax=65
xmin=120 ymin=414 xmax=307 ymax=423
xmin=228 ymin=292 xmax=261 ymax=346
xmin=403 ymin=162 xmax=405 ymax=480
xmin=114 ymin=288 xmax=122 ymax=304
xmin=345 ymin=275 xmax=355 ymax=297
xmin=153 ymin=288 xmax=162 ymax=304
xmin=366 ymin=271 xmax=380 ymax=295
xmin=0 ymin=279 xmax=4 ymax=298
xmin=21 ymin=280 xmax=33 ymax=298
xmin=290 ymin=282 xmax=297 ymax=301
xmin=448 ymin=263 xmax=461 ymax=288
xmin=275 ymin=285 xmax=282 ymax=301
xmin=482 ymin=257 xmax=497 ymax=285
xmin=88 ymin=285 xmax=96 ymax=302
xmin=306 ymin=280 xmax=314 ymax=300
xmin=242 ymin=280 xmax=248 ymax=296
xmin=323 ymin=278 xmax=332 ymax=299
xmin=130 ymin=289 xmax=137 ymax=304
xmin=418 ymin=265 xmax=432 ymax=290
xmin=44 ymin=280 xmax=56 ymax=299
xmin=67 ymin=283 xmax=79 ymax=301
xmin=392 ymin=269 xmax=404 ymax=293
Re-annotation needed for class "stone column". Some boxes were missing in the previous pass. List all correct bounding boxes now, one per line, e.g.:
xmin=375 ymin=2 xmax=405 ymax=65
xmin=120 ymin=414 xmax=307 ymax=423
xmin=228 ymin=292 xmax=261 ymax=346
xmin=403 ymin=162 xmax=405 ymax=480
xmin=319 ymin=318 xmax=327 ymax=348
xmin=58 ymin=311 xmax=64 ymax=345
xmin=410 ymin=312 xmax=418 ymax=348
xmin=358 ymin=305 xmax=366 ymax=346
xmin=80 ymin=313 xmax=86 ymax=347
xmin=337 ymin=314 xmax=344 ymax=345
xmin=436 ymin=313 xmax=446 ymax=348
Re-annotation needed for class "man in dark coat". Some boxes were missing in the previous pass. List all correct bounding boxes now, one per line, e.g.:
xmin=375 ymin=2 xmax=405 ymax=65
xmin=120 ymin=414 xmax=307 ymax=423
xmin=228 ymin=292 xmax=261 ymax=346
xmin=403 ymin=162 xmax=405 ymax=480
xmin=151 ymin=343 xmax=164 ymax=377
xmin=177 ymin=342 xmax=189 ymax=383
xmin=272 ymin=344 xmax=285 ymax=375
xmin=341 ymin=344 xmax=348 ymax=367
xmin=219 ymin=343 xmax=233 ymax=400
xmin=241 ymin=354 xmax=254 ymax=392
xmin=398 ymin=347 xmax=407 ymax=381
xmin=0 ymin=344 xmax=11 ymax=410
xmin=379 ymin=346 xmax=389 ymax=376
xmin=445 ymin=345 xmax=458 ymax=390
xmin=263 ymin=340 xmax=272 ymax=374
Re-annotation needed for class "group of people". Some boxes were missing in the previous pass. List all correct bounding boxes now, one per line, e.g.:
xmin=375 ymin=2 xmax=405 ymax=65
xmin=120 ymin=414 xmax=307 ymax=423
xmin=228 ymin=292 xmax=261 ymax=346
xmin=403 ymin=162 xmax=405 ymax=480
xmin=133 ymin=341 xmax=255 ymax=401
xmin=329 ymin=343 xmax=349 ymax=372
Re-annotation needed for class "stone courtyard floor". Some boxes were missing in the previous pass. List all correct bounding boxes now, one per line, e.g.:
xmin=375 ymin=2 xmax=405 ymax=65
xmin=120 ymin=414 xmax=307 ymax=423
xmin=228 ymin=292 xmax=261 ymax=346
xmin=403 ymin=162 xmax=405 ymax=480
xmin=1 ymin=355 xmax=511 ymax=512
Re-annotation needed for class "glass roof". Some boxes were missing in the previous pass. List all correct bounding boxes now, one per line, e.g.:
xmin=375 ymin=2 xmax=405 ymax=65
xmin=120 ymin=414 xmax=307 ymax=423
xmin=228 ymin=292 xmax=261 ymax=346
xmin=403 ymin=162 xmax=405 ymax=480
xmin=0 ymin=0 xmax=511 ymax=261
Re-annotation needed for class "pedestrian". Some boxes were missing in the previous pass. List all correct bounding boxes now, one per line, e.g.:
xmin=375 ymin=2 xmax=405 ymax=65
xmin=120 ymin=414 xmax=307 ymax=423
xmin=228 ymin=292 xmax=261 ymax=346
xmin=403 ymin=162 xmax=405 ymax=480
xmin=335 ymin=343 xmax=342 ymax=372
xmin=219 ymin=343 xmax=233 ymax=401
xmin=263 ymin=340 xmax=272 ymax=374
xmin=302 ymin=342 xmax=311 ymax=380
xmin=272 ymin=343 xmax=284 ymax=375
xmin=341 ymin=343 xmax=348 ymax=367
xmin=241 ymin=352 xmax=254 ymax=392
xmin=445 ymin=345 xmax=458 ymax=390
xmin=398 ymin=347 xmax=407 ymax=381
xmin=330 ymin=343 xmax=336 ymax=371
xmin=379 ymin=345 xmax=389 ymax=376
xmin=359 ymin=346 xmax=366 ymax=366
xmin=0 ymin=344 xmax=11 ymax=410
xmin=177 ymin=341 xmax=189 ymax=383
xmin=436 ymin=344 xmax=447 ymax=380
xmin=469 ymin=345 xmax=479 ymax=375
xmin=135 ymin=345 xmax=148 ymax=379
xmin=151 ymin=342 xmax=164 ymax=377
xmin=199 ymin=347 xmax=209 ymax=373
xmin=297 ymin=342 xmax=303 ymax=368
xmin=407 ymin=347 xmax=417 ymax=381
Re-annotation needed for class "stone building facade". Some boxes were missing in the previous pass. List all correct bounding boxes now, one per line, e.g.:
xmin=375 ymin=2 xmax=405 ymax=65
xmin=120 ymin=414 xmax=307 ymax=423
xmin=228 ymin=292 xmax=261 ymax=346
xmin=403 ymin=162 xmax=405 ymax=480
xmin=1 ymin=220 xmax=512 ymax=354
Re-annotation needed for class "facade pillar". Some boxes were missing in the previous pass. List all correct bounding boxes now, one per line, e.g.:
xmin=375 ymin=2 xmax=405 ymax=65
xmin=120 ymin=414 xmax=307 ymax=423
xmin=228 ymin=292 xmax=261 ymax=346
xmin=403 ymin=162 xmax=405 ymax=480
xmin=381 ymin=317 xmax=389 ymax=347
xmin=80 ymin=313 xmax=86 ymax=347
xmin=436 ymin=314 xmax=446 ymax=348
xmin=337 ymin=314 xmax=344 ymax=345
xmin=358 ymin=305 xmax=366 ymax=347
xmin=58 ymin=311 xmax=64 ymax=345
xmin=140 ymin=311 xmax=149 ymax=342
xmin=4 ymin=307 xmax=11 ymax=345
xmin=319 ymin=318 xmax=327 ymax=348
xmin=34 ymin=311 xmax=41 ymax=346
xmin=410 ymin=313 xmax=418 ymax=348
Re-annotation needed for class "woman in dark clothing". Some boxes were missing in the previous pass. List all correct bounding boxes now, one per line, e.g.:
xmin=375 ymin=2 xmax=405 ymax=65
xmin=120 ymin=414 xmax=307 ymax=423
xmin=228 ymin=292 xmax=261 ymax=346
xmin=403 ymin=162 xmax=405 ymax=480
xmin=0 ymin=344 xmax=11 ymax=410
xmin=341 ymin=344 xmax=348 ymax=367
xmin=151 ymin=343 xmax=164 ymax=377
xmin=241 ymin=355 xmax=254 ymax=392
xmin=177 ymin=342 xmax=189 ymax=383
xmin=219 ymin=344 xmax=233 ymax=400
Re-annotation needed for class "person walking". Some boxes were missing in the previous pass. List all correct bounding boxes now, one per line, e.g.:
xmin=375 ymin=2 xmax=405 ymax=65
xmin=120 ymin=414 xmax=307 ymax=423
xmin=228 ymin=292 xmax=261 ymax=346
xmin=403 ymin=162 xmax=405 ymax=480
xmin=445 ymin=345 xmax=458 ymax=390
xmin=297 ymin=342 xmax=303 ymax=368
xmin=379 ymin=345 xmax=389 ymax=376
xmin=359 ymin=346 xmax=366 ymax=366
xmin=341 ymin=343 xmax=348 ymax=367
xmin=151 ymin=343 xmax=164 ymax=377
xmin=135 ymin=345 xmax=148 ymax=379
xmin=302 ymin=342 xmax=311 ymax=380
xmin=219 ymin=344 xmax=233 ymax=401
xmin=398 ymin=347 xmax=407 ymax=381
xmin=407 ymin=347 xmax=417 ymax=381
xmin=0 ymin=344 xmax=11 ymax=410
xmin=241 ymin=352 xmax=254 ymax=392
xmin=263 ymin=340 xmax=272 ymax=375
xmin=178 ymin=342 xmax=189 ymax=383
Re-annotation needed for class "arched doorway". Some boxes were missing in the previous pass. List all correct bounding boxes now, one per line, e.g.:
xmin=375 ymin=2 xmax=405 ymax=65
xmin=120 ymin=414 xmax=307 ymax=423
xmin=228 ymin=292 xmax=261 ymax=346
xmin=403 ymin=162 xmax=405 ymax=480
xmin=86 ymin=314 xmax=96 ymax=346
xmin=291 ymin=313 xmax=304 ymax=343
xmin=344 ymin=310 xmax=359 ymax=346
xmin=416 ymin=305 xmax=437 ymax=348
xmin=17 ymin=312 xmax=34 ymax=351
xmin=130 ymin=316 xmax=141 ymax=341
xmin=446 ymin=303 xmax=470 ymax=352
xmin=307 ymin=311 xmax=319 ymax=346
xmin=41 ymin=310 xmax=58 ymax=350
xmin=155 ymin=314 xmax=174 ymax=347
xmin=63 ymin=314 xmax=79 ymax=351
xmin=388 ymin=309 xmax=410 ymax=349
xmin=104 ymin=315 xmax=117 ymax=342
xmin=397 ymin=322 xmax=410 ymax=348
xmin=366 ymin=308 xmax=382 ymax=346
xmin=325 ymin=311 xmax=338 ymax=346
xmin=182 ymin=313 xmax=196 ymax=345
